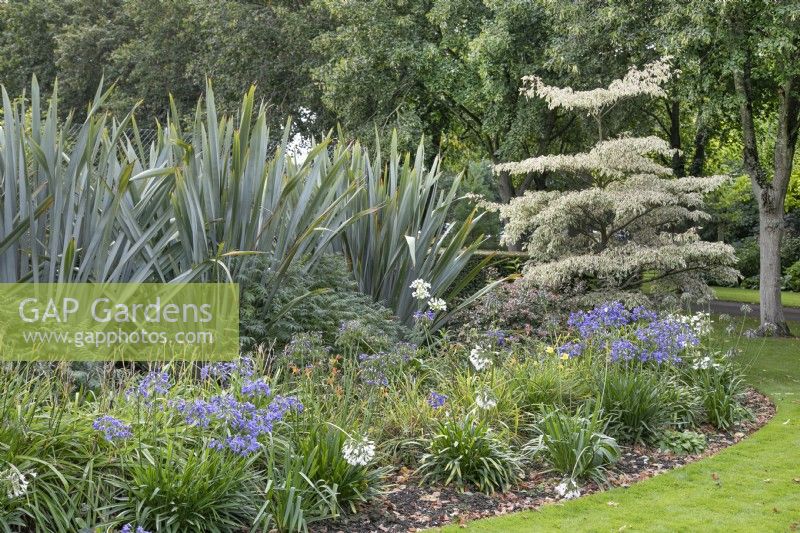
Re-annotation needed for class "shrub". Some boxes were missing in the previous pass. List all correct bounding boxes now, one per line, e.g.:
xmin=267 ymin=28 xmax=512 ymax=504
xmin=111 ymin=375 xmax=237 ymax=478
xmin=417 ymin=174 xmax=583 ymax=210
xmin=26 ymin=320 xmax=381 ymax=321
xmin=784 ymin=260 xmax=800 ymax=292
xmin=526 ymin=406 xmax=619 ymax=484
xmin=240 ymin=254 xmax=408 ymax=348
xmin=454 ymin=278 xmax=568 ymax=337
xmin=657 ymin=430 xmax=707 ymax=455
xmin=417 ymin=413 xmax=523 ymax=493
xmin=733 ymin=237 xmax=760 ymax=279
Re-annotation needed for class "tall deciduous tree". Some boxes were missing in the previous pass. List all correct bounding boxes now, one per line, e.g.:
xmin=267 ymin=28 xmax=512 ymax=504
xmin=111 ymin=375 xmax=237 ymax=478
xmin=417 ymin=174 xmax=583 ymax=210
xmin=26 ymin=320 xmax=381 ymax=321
xmin=312 ymin=0 xmax=587 ymax=203
xmin=664 ymin=0 xmax=800 ymax=335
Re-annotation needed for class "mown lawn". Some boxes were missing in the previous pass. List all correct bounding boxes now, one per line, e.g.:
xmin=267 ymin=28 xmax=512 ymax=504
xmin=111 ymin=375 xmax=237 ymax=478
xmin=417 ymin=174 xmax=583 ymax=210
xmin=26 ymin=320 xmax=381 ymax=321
xmin=436 ymin=321 xmax=800 ymax=533
xmin=712 ymin=286 xmax=800 ymax=308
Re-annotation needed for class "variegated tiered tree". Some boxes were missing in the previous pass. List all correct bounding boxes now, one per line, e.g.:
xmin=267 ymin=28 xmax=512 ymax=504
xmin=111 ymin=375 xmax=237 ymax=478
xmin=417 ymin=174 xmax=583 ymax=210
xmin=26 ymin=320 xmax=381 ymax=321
xmin=487 ymin=59 xmax=737 ymax=304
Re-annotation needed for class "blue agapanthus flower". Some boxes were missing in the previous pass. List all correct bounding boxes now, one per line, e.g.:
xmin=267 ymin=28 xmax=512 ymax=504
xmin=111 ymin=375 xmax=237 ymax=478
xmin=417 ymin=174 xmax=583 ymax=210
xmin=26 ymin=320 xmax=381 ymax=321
xmin=93 ymin=415 xmax=133 ymax=442
xmin=609 ymin=338 xmax=639 ymax=362
xmin=568 ymin=301 xmax=632 ymax=338
xmin=172 ymin=392 xmax=303 ymax=456
xmin=427 ymin=391 xmax=447 ymax=409
xmin=128 ymin=370 xmax=171 ymax=400
xmin=413 ymin=310 xmax=436 ymax=322
xmin=557 ymin=340 xmax=585 ymax=358
xmin=121 ymin=524 xmax=150 ymax=533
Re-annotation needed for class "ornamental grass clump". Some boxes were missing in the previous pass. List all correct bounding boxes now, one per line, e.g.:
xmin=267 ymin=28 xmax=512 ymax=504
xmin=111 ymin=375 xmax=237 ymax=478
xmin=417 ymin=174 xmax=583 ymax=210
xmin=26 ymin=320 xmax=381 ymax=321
xmin=526 ymin=406 xmax=619 ymax=485
xmin=684 ymin=355 xmax=750 ymax=429
xmin=598 ymin=368 xmax=677 ymax=445
xmin=295 ymin=424 xmax=387 ymax=514
xmin=417 ymin=413 xmax=523 ymax=494
xmin=106 ymin=446 xmax=267 ymax=532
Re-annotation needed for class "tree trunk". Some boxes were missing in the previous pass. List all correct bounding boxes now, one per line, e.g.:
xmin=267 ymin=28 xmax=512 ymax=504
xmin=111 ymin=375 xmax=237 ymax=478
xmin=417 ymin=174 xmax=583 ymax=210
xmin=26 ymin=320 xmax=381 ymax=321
xmin=734 ymin=68 xmax=798 ymax=336
xmin=497 ymin=169 xmax=514 ymax=204
xmin=669 ymin=100 xmax=685 ymax=176
xmin=758 ymin=202 xmax=790 ymax=336
xmin=689 ymin=121 xmax=709 ymax=176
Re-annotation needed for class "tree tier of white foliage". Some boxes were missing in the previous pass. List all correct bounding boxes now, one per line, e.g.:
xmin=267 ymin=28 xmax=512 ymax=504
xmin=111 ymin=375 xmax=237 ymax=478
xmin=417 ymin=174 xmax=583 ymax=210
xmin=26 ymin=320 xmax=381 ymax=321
xmin=487 ymin=59 xmax=738 ymax=302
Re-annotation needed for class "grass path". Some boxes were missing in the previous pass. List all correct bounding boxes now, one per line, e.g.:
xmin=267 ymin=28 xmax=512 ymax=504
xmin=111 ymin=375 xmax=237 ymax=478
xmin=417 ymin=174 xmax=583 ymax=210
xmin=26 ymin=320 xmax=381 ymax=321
xmin=712 ymin=286 xmax=800 ymax=308
xmin=437 ymin=322 xmax=800 ymax=532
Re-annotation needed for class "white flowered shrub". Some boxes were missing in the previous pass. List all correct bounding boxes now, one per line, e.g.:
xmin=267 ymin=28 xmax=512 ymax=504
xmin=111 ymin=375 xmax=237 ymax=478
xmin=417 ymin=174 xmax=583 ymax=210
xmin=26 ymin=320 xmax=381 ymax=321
xmin=483 ymin=59 xmax=738 ymax=302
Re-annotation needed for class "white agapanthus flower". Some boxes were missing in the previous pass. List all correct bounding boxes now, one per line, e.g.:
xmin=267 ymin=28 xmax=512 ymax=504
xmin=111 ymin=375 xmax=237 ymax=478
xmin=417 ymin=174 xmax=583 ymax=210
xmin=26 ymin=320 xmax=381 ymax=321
xmin=671 ymin=311 xmax=712 ymax=337
xmin=2 ymin=465 xmax=35 ymax=499
xmin=342 ymin=436 xmax=376 ymax=466
xmin=475 ymin=388 xmax=497 ymax=410
xmin=409 ymin=279 xmax=432 ymax=300
xmin=554 ymin=478 xmax=581 ymax=500
xmin=469 ymin=346 xmax=492 ymax=371
xmin=692 ymin=356 xmax=720 ymax=370
xmin=428 ymin=297 xmax=447 ymax=313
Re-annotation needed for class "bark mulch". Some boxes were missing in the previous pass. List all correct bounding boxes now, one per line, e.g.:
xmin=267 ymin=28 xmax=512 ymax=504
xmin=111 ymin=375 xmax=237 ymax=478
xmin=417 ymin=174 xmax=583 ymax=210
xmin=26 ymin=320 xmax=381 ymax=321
xmin=311 ymin=388 xmax=775 ymax=533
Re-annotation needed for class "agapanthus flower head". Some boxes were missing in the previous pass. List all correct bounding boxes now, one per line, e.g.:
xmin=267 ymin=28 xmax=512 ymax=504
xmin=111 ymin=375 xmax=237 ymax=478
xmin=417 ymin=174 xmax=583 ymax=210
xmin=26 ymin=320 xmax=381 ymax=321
xmin=121 ymin=524 xmax=151 ymax=533
xmin=427 ymin=391 xmax=447 ymax=409
xmin=128 ymin=370 xmax=171 ymax=400
xmin=93 ymin=415 xmax=133 ymax=442
xmin=609 ymin=338 xmax=639 ymax=362
xmin=413 ymin=309 xmax=436 ymax=322
xmin=410 ymin=279 xmax=432 ymax=300
xmin=469 ymin=345 xmax=493 ymax=371
xmin=670 ymin=311 xmax=712 ymax=337
xmin=172 ymin=393 xmax=302 ymax=456
xmin=359 ymin=351 xmax=407 ymax=387
xmin=240 ymin=379 xmax=271 ymax=398
xmin=200 ymin=356 xmax=254 ymax=383
xmin=634 ymin=318 xmax=698 ymax=363
xmin=428 ymin=297 xmax=447 ymax=313
xmin=209 ymin=434 xmax=261 ymax=456
xmin=342 ymin=436 xmax=376 ymax=466
xmin=2 ymin=465 xmax=35 ymax=500
xmin=557 ymin=341 xmax=584 ymax=359
xmin=760 ymin=322 xmax=777 ymax=336
xmin=475 ymin=388 xmax=498 ymax=410
xmin=485 ymin=330 xmax=508 ymax=347
xmin=567 ymin=302 xmax=631 ymax=339
xmin=361 ymin=368 xmax=389 ymax=387
xmin=393 ymin=342 xmax=418 ymax=362
xmin=691 ymin=356 xmax=720 ymax=370
xmin=631 ymin=306 xmax=658 ymax=322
